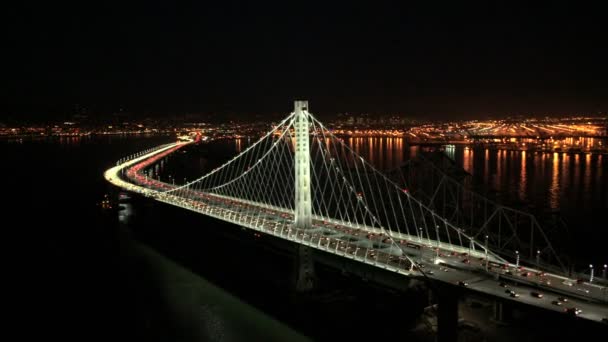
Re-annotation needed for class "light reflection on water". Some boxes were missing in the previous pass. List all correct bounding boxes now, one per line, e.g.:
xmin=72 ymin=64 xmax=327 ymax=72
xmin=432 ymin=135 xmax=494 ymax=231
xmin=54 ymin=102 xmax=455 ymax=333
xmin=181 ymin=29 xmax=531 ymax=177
xmin=342 ymin=137 xmax=607 ymax=223
xmin=550 ymin=153 xmax=560 ymax=209
xmin=519 ymin=150 xmax=526 ymax=202
xmin=347 ymin=137 xmax=415 ymax=170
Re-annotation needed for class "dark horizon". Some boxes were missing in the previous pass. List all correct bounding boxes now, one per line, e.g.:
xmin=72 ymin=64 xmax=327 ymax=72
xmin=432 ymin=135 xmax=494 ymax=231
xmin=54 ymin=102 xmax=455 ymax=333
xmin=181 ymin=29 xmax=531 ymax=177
xmin=3 ymin=2 xmax=607 ymax=121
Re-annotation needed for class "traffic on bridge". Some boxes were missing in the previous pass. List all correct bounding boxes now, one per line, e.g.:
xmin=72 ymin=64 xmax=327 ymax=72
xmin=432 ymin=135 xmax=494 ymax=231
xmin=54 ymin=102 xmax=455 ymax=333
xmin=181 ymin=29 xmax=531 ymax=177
xmin=105 ymin=102 xmax=608 ymax=324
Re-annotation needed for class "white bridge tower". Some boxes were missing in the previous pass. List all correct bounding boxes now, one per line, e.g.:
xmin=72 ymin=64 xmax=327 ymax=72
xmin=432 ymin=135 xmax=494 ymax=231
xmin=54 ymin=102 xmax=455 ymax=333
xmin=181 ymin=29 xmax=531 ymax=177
xmin=294 ymin=100 xmax=313 ymax=229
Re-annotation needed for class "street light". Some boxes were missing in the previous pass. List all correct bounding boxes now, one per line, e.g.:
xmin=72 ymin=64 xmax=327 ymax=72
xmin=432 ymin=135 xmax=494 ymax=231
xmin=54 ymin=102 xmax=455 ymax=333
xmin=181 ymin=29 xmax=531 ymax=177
xmin=589 ymin=264 xmax=594 ymax=282
xmin=435 ymin=227 xmax=440 ymax=262
xmin=468 ymin=233 xmax=473 ymax=256
xmin=536 ymin=250 xmax=540 ymax=267
xmin=418 ymin=227 xmax=423 ymax=260
xmin=435 ymin=225 xmax=440 ymax=250
xmin=484 ymin=235 xmax=489 ymax=270
xmin=603 ymin=264 xmax=607 ymax=279
xmin=515 ymin=250 xmax=520 ymax=268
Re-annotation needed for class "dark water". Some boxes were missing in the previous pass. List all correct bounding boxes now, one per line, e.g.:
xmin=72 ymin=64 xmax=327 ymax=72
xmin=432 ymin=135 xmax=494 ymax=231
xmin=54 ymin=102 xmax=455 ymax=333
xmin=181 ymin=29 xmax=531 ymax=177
xmin=345 ymin=137 xmax=608 ymax=217
xmin=4 ymin=135 xmax=309 ymax=341
xmin=6 ymin=135 xmax=174 ymax=340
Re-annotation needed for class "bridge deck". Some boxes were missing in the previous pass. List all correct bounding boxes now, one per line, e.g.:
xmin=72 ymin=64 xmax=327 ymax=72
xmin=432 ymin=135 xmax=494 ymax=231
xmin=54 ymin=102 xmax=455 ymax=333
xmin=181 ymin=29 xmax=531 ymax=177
xmin=104 ymin=141 xmax=608 ymax=323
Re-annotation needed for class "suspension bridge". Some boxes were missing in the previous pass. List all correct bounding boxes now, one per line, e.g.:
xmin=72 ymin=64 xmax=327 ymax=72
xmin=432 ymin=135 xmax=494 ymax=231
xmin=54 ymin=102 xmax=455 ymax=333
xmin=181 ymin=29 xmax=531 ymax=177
xmin=105 ymin=101 xmax=608 ymax=334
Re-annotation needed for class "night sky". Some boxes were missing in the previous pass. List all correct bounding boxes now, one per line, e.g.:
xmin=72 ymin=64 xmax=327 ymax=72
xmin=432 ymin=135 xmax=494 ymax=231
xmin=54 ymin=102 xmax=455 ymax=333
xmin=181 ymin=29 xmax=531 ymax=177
xmin=2 ymin=1 xmax=607 ymax=120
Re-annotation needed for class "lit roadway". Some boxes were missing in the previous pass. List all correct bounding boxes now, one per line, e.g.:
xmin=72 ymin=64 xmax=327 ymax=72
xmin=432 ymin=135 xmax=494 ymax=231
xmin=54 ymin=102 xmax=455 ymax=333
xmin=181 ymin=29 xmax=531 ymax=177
xmin=105 ymin=141 xmax=608 ymax=324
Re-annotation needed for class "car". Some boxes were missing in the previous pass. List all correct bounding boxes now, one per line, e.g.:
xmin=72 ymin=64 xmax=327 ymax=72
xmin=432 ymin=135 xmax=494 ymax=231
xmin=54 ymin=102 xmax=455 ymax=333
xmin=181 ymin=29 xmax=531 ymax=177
xmin=531 ymin=291 xmax=543 ymax=298
xmin=510 ymin=292 xmax=520 ymax=298
xmin=552 ymin=300 xmax=562 ymax=306
xmin=499 ymin=282 xmax=508 ymax=288
xmin=462 ymin=259 xmax=470 ymax=264
xmin=426 ymin=270 xmax=435 ymax=275
xmin=576 ymin=278 xmax=585 ymax=284
xmin=457 ymin=281 xmax=469 ymax=287
xmin=562 ymin=280 xmax=574 ymax=286
xmin=406 ymin=243 xmax=421 ymax=250
xmin=557 ymin=297 xmax=568 ymax=302
xmin=505 ymin=289 xmax=513 ymax=294
xmin=565 ymin=307 xmax=582 ymax=316
xmin=489 ymin=262 xmax=502 ymax=268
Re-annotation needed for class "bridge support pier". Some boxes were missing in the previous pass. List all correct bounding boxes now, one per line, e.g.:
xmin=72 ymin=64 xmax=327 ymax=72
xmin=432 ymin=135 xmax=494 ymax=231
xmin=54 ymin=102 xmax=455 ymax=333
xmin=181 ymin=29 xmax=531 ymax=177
xmin=436 ymin=286 xmax=459 ymax=342
xmin=294 ymin=245 xmax=316 ymax=292
xmin=492 ymin=300 xmax=512 ymax=325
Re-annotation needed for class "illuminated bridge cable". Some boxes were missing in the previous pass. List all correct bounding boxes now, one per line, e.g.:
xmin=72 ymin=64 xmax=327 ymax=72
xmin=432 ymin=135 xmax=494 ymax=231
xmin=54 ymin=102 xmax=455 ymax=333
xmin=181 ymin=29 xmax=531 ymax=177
xmin=206 ymin=116 xmax=295 ymax=193
xmin=163 ymin=112 xmax=296 ymax=194
xmin=139 ymin=106 xmax=503 ymax=271
xmin=308 ymin=115 xmax=505 ymax=263
xmin=107 ymin=104 xmax=608 ymax=310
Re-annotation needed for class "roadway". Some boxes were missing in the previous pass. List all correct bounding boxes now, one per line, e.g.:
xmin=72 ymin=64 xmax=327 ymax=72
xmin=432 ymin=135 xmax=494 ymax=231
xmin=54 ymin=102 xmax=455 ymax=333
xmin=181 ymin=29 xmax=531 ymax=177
xmin=104 ymin=141 xmax=608 ymax=324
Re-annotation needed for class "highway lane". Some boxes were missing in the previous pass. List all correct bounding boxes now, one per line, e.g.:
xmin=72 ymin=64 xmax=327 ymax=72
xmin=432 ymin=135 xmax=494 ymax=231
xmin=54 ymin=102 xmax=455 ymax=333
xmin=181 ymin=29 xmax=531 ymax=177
xmin=148 ymin=192 xmax=608 ymax=323
xmin=105 ymin=142 xmax=608 ymax=324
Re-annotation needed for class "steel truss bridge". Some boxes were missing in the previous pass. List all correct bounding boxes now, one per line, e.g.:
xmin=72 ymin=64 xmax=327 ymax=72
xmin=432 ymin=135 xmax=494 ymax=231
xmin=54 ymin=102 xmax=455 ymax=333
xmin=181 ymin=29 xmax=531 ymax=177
xmin=105 ymin=101 xmax=608 ymax=324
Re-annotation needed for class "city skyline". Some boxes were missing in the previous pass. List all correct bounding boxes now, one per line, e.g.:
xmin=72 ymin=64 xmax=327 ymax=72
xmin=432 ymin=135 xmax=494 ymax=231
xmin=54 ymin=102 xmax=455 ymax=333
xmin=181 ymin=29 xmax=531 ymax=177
xmin=2 ymin=102 xmax=607 ymax=125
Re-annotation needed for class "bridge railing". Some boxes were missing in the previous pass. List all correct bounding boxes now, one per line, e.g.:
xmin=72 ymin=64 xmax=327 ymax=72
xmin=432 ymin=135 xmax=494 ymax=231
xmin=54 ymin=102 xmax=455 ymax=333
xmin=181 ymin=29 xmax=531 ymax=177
xmin=106 ymin=129 xmax=608 ymax=306
xmin=115 ymin=142 xmax=176 ymax=166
